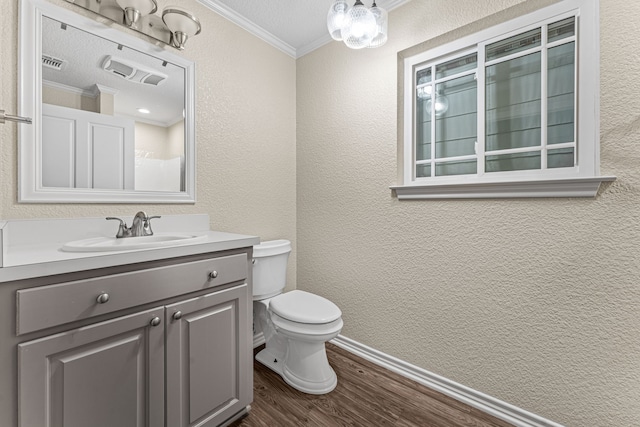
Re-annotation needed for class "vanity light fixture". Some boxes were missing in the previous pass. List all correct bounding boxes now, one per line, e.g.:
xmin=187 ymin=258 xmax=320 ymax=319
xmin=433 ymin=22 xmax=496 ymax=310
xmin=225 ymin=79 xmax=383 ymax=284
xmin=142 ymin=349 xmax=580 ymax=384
xmin=65 ymin=0 xmax=202 ymax=50
xmin=162 ymin=7 xmax=202 ymax=50
xmin=327 ymin=0 xmax=388 ymax=49
xmin=115 ymin=0 xmax=157 ymax=27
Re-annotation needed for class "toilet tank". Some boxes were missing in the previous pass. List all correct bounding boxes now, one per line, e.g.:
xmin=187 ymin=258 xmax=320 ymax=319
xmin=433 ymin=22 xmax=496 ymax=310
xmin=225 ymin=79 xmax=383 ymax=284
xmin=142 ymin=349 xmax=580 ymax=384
xmin=252 ymin=240 xmax=292 ymax=300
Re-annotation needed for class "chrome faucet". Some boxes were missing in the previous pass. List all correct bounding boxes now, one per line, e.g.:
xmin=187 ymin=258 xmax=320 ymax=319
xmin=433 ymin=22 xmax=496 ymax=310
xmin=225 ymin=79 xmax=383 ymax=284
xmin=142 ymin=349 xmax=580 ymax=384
xmin=106 ymin=211 xmax=161 ymax=238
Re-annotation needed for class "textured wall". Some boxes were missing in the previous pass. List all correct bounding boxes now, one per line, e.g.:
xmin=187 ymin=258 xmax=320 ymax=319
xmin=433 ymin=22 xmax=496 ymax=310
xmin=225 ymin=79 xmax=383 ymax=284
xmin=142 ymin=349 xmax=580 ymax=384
xmin=296 ymin=1 xmax=640 ymax=426
xmin=0 ymin=0 xmax=297 ymax=286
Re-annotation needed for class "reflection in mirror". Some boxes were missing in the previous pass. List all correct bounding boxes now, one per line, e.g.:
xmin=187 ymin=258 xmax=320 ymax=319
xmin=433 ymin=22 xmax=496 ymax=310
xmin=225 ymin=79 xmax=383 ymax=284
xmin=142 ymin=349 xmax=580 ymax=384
xmin=19 ymin=0 xmax=196 ymax=203
xmin=42 ymin=16 xmax=185 ymax=192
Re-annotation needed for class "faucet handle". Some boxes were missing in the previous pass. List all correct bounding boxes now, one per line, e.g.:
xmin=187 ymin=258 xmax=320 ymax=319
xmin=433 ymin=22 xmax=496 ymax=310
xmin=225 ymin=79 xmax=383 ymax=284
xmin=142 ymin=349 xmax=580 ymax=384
xmin=106 ymin=217 xmax=130 ymax=238
xmin=144 ymin=215 xmax=161 ymax=236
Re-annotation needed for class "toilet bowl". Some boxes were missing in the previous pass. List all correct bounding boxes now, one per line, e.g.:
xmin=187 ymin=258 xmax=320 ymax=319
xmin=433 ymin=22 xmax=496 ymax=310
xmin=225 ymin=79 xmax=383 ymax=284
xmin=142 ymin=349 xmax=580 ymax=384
xmin=252 ymin=240 xmax=343 ymax=394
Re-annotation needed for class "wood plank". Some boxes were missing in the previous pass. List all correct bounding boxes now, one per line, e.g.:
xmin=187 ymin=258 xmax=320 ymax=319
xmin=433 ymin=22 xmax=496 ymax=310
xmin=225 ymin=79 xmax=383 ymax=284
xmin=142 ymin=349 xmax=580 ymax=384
xmin=230 ymin=343 xmax=514 ymax=427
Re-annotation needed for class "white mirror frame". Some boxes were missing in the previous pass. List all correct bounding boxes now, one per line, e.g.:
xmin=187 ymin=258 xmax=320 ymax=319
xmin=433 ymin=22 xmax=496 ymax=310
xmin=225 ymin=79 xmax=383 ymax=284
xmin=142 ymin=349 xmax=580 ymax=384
xmin=18 ymin=0 xmax=196 ymax=203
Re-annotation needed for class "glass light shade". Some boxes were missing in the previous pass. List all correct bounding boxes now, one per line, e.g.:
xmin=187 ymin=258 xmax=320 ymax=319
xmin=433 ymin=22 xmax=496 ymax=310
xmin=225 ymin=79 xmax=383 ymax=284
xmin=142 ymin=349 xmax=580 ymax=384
xmin=115 ymin=0 xmax=157 ymax=16
xmin=341 ymin=1 xmax=377 ymax=49
xmin=368 ymin=4 xmax=388 ymax=48
xmin=162 ymin=7 xmax=202 ymax=49
xmin=162 ymin=7 xmax=201 ymax=36
xmin=426 ymin=95 xmax=449 ymax=116
xmin=327 ymin=0 xmax=349 ymax=41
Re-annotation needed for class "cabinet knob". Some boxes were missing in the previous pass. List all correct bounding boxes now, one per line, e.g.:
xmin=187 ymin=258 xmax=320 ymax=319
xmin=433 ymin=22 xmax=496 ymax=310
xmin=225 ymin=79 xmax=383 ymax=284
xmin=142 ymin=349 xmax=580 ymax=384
xmin=150 ymin=317 xmax=161 ymax=327
xmin=208 ymin=271 xmax=218 ymax=279
xmin=96 ymin=293 xmax=110 ymax=304
xmin=172 ymin=311 xmax=183 ymax=321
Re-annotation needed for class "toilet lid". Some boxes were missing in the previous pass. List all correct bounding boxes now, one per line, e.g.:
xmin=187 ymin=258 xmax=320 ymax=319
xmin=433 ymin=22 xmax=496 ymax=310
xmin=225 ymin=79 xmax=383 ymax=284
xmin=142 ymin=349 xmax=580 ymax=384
xmin=269 ymin=290 xmax=342 ymax=324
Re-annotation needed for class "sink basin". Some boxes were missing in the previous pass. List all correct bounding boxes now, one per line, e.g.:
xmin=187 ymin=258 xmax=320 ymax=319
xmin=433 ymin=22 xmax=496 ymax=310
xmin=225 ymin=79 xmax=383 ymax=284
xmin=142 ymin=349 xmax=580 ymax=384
xmin=61 ymin=233 xmax=206 ymax=252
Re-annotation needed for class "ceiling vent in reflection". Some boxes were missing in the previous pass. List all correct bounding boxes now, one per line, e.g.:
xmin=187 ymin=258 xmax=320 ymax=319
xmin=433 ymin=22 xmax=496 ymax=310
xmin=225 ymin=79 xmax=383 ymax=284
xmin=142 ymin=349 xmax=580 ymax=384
xmin=101 ymin=56 xmax=168 ymax=86
xmin=42 ymin=54 xmax=67 ymax=71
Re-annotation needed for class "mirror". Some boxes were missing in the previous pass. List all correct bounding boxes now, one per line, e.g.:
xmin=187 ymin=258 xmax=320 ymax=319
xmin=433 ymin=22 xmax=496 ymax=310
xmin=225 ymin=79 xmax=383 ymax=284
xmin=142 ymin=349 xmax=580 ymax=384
xmin=19 ymin=0 xmax=196 ymax=203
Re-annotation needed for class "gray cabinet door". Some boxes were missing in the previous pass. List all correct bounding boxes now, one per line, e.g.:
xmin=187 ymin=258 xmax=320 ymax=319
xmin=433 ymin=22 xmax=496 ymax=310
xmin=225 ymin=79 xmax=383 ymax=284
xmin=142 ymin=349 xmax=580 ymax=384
xmin=18 ymin=306 xmax=165 ymax=427
xmin=166 ymin=284 xmax=252 ymax=427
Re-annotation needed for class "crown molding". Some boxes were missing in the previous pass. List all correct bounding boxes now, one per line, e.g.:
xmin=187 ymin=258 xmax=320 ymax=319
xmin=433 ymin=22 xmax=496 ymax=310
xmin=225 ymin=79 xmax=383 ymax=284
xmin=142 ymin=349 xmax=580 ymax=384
xmin=42 ymin=79 xmax=95 ymax=98
xmin=197 ymin=0 xmax=297 ymax=58
xmin=297 ymin=34 xmax=334 ymax=58
xmin=198 ymin=0 xmax=413 ymax=59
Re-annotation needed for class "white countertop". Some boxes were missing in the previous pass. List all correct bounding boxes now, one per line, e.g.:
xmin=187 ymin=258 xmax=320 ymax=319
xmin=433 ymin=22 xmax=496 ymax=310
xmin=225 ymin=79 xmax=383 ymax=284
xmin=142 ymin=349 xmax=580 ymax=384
xmin=0 ymin=214 xmax=259 ymax=283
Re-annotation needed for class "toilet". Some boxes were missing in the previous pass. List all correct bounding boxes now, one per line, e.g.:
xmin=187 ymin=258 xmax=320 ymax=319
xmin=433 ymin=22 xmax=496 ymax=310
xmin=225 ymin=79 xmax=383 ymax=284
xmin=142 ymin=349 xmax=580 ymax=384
xmin=252 ymin=240 xmax=343 ymax=394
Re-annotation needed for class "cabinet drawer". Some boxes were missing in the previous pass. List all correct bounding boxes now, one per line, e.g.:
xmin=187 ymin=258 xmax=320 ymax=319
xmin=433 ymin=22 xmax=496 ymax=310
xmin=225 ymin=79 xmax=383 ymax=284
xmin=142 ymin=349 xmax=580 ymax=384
xmin=17 ymin=253 xmax=248 ymax=335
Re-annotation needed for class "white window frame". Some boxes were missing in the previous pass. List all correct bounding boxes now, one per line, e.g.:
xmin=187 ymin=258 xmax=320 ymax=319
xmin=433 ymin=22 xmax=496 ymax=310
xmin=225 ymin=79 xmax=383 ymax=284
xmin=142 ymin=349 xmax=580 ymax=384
xmin=392 ymin=0 xmax=615 ymax=199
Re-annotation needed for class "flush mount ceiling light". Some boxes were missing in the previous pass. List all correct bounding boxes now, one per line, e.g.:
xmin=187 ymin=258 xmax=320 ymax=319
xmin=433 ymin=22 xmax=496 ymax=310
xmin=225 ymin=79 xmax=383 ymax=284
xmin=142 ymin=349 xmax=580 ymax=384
xmin=65 ymin=0 xmax=201 ymax=50
xmin=327 ymin=0 xmax=388 ymax=49
xmin=162 ymin=7 xmax=202 ymax=50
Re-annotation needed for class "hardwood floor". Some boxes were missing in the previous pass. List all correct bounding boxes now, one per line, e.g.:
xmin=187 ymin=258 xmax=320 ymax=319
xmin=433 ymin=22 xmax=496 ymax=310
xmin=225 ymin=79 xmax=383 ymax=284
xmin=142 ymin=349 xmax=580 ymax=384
xmin=230 ymin=343 xmax=514 ymax=427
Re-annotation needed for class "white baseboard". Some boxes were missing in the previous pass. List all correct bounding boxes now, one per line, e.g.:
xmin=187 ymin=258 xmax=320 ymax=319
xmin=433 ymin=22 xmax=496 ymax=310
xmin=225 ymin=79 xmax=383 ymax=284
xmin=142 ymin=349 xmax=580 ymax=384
xmin=252 ymin=331 xmax=562 ymax=426
xmin=331 ymin=335 xmax=564 ymax=427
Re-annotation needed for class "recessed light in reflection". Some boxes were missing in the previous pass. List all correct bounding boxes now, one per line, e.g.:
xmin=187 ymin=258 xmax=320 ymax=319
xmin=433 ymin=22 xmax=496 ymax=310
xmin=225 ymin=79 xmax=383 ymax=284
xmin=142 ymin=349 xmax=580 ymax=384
xmin=137 ymin=108 xmax=151 ymax=114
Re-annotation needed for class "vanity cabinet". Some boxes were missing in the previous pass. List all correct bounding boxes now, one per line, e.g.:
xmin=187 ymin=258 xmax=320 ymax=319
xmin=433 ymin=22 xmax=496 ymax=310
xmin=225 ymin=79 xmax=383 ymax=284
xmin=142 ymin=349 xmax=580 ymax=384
xmin=12 ymin=249 xmax=253 ymax=427
xmin=18 ymin=306 xmax=166 ymax=427
xmin=166 ymin=285 xmax=250 ymax=427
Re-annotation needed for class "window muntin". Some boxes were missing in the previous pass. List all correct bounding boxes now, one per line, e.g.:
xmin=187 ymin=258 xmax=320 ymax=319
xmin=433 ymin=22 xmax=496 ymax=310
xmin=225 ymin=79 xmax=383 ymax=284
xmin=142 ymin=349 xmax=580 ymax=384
xmin=411 ymin=15 xmax=579 ymax=181
xmin=415 ymin=52 xmax=478 ymax=178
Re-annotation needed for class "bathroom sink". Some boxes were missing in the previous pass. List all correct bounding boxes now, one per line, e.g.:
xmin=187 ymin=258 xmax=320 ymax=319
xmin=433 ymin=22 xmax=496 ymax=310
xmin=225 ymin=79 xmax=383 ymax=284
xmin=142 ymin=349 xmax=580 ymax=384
xmin=61 ymin=233 xmax=206 ymax=252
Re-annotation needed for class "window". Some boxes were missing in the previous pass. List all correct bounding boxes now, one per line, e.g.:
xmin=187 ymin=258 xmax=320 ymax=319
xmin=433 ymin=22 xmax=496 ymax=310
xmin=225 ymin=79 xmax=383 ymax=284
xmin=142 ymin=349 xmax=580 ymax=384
xmin=394 ymin=0 xmax=614 ymax=199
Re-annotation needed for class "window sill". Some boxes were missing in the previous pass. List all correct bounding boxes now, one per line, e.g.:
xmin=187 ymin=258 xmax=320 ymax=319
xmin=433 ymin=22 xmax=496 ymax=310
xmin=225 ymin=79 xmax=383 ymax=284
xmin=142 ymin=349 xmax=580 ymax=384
xmin=391 ymin=176 xmax=616 ymax=199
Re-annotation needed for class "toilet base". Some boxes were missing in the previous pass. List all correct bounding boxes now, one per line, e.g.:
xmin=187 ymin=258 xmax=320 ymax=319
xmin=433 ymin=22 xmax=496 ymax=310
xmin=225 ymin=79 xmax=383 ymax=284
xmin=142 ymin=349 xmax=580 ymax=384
xmin=255 ymin=347 xmax=284 ymax=376
xmin=255 ymin=340 xmax=337 ymax=395
xmin=282 ymin=364 xmax=337 ymax=395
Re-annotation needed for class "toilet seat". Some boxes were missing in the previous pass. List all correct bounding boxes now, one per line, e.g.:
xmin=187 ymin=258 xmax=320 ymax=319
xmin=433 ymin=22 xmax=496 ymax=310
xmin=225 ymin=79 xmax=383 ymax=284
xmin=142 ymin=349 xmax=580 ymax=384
xmin=271 ymin=312 xmax=343 ymax=338
xmin=269 ymin=290 xmax=342 ymax=324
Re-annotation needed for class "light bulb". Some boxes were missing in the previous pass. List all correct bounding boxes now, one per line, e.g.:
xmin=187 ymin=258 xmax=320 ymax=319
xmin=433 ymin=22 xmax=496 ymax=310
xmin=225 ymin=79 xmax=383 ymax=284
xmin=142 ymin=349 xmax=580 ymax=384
xmin=434 ymin=96 xmax=449 ymax=116
xmin=327 ymin=0 xmax=349 ymax=41
xmin=341 ymin=0 xmax=377 ymax=49
xmin=425 ymin=95 xmax=449 ymax=116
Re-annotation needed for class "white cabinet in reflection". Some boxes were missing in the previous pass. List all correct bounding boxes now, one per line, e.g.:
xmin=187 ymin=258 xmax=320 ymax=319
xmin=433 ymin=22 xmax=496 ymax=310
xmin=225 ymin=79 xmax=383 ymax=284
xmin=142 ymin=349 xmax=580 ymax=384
xmin=42 ymin=103 xmax=135 ymax=190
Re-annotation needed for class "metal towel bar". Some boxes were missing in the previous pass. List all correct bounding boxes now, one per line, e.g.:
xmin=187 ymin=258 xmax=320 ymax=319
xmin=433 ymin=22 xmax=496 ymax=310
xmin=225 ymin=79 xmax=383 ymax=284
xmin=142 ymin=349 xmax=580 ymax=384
xmin=0 ymin=109 xmax=32 ymax=125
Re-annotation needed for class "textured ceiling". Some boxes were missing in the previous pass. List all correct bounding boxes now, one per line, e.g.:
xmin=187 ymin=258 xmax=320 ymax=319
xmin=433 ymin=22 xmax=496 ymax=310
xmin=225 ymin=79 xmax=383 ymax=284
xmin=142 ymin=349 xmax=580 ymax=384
xmin=198 ymin=0 xmax=412 ymax=58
